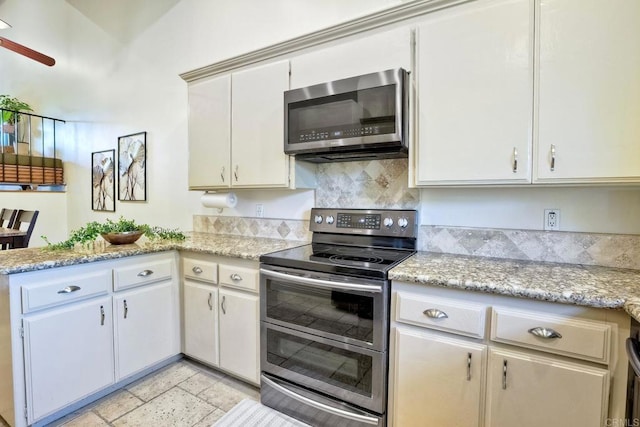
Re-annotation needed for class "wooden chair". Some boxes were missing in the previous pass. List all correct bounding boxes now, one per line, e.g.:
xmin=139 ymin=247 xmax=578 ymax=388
xmin=10 ymin=209 xmax=39 ymax=248
xmin=0 ymin=208 xmax=17 ymax=249
xmin=0 ymin=208 xmax=17 ymax=228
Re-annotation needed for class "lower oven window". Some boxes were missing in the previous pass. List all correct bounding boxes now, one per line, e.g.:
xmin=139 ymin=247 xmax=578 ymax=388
xmin=266 ymin=281 xmax=374 ymax=343
xmin=266 ymin=328 xmax=373 ymax=398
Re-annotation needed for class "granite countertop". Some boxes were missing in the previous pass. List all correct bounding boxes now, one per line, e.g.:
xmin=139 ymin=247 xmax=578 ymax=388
xmin=0 ymin=232 xmax=308 ymax=275
xmin=3 ymin=235 xmax=640 ymax=321
xmin=390 ymin=251 xmax=640 ymax=318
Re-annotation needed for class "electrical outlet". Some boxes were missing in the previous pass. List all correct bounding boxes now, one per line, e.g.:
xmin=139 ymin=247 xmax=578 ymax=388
xmin=256 ymin=204 xmax=264 ymax=218
xmin=544 ymin=209 xmax=560 ymax=231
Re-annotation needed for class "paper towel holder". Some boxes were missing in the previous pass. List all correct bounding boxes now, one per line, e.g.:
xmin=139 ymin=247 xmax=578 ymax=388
xmin=201 ymin=191 xmax=237 ymax=213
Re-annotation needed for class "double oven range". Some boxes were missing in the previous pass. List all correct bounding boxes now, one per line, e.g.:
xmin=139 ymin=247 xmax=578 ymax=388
xmin=259 ymin=208 xmax=417 ymax=426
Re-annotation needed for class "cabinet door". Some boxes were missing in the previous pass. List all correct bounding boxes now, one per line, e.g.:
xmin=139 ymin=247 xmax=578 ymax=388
xmin=188 ymin=74 xmax=231 ymax=189
xmin=290 ymin=27 xmax=412 ymax=89
xmin=485 ymin=348 xmax=609 ymax=427
xmin=23 ymin=296 xmax=114 ymax=423
xmin=391 ymin=327 xmax=486 ymax=427
xmin=534 ymin=0 xmax=640 ymax=183
xmin=231 ymin=60 xmax=290 ymax=188
xmin=183 ymin=280 xmax=219 ymax=367
xmin=218 ymin=287 xmax=259 ymax=384
xmin=415 ymin=0 xmax=533 ymax=185
xmin=114 ymin=281 xmax=179 ymax=379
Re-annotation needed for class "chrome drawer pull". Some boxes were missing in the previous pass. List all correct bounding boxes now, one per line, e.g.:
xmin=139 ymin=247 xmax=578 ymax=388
xmin=230 ymin=273 xmax=242 ymax=282
xmin=100 ymin=305 xmax=105 ymax=326
xmin=528 ymin=326 xmax=562 ymax=339
xmin=221 ymin=295 xmax=226 ymax=314
xmin=57 ymin=285 xmax=81 ymax=294
xmin=208 ymin=293 xmax=213 ymax=310
xmin=550 ymin=144 xmax=556 ymax=171
xmin=502 ymin=360 xmax=508 ymax=390
xmin=137 ymin=269 xmax=154 ymax=277
xmin=423 ymin=308 xmax=448 ymax=319
xmin=467 ymin=353 xmax=472 ymax=381
xmin=512 ymin=147 xmax=518 ymax=173
xmin=192 ymin=266 xmax=203 ymax=274
xmin=124 ymin=300 xmax=128 ymax=319
xmin=221 ymin=166 xmax=225 ymax=182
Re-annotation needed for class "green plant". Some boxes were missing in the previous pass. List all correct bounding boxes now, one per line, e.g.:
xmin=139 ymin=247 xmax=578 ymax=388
xmin=0 ymin=94 xmax=33 ymax=125
xmin=41 ymin=217 xmax=186 ymax=250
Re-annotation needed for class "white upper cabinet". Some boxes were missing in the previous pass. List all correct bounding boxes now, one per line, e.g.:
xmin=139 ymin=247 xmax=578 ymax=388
xmin=534 ymin=0 xmax=640 ymax=183
xmin=415 ymin=0 xmax=533 ymax=185
xmin=290 ymin=27 xmax=412 ymax=89
xmin=188 ymin=75 xmax=231 ymax=189
xmin=231 ymin=60 xmax=291 ymax=188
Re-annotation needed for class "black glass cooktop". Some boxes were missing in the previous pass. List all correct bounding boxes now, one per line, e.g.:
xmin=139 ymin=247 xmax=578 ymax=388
xmin=260 ymin=243 xmax=415 ymax=279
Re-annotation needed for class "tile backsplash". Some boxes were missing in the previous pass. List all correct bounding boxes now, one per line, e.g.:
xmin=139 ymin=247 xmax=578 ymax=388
xmin=194 ymin=158 xmax=640 ymax=270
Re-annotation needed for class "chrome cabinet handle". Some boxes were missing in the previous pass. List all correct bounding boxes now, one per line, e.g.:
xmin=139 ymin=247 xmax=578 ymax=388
xmin=550 ymin=144 xmax=556 ymax=171
xmin=512 ymin=147 xmax=518 ymax=173
xmin=208 ymin=292 xmax=213 ymax=311
xmin=502 ymin=360 xmax=508 ymax=390
xmin=57 ymin=285 xmax=81 ymax=294
xmin=528 ymin=326 xmax=562 ymax=339
xmin=423 ymin=308 xmax=448 ymax=319
xmin=221 ymin=295 xmax=226 ymax=314
xmin=123 ymin=300 xmax=128 ymax=319
xmin=467 ymin=353 xmax=472 ymax=381
xmin=230 ymin=273 xmax=242 ymax=282
xmin=137 ymin=269 xmax=153 ymax=277
xmin=234 ymin=165 xmax=239 ymax=182
xmin=100 ymin=305 xmax=105 ymax=326
xmin=221 ymin=166 xmax=225 ymax=182
xmin=192 ymin=266 xmax=203 ymax=274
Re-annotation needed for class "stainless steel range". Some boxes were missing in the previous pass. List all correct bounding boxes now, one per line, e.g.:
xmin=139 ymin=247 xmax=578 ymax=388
xmin=259 ymin=208 xmax=417 ymax=427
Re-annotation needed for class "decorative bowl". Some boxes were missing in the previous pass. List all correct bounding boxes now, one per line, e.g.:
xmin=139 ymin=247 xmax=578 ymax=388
xmin=101 ymin=230 xmax=144 ymax=245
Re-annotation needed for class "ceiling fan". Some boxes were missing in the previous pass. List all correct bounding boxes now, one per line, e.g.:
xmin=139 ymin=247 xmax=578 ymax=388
xmin=0 ymin=18 xmax=55 ymax=66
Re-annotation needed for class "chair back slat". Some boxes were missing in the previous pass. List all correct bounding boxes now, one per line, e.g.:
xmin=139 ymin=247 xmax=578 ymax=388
xmin=0 ymin=208 xmax=17 ymax=228
xmin=11 ymin=210 xmax=39 ymax=248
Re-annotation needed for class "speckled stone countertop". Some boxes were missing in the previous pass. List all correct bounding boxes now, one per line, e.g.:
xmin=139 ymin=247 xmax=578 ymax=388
xmin=0 ymin=232 xmax=308 ymax=275
xmin=390 ymin=252 xmax=640 ymax=320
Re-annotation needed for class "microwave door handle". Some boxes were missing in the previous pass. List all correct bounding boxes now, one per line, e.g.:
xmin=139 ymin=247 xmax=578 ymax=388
xmin=261 ymin=375 xmax=380 ymax=426
xmin=260 ymin=268 xmax=382 ymax=293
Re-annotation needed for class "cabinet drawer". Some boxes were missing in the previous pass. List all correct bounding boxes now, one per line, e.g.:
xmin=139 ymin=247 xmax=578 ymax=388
xmin=113 ymin=255 xmax=174 ymax=291
xmin=219 ymin=264 xmax=259 ymax=292
xmin=490 ymin=306 xmax=612 ymax=364
xmin=183 ymin=257 xmax=218 ymax=284
xmin=22 ymin=270 xmax=111 ymax=314
xmin=395 ymin=291 xmax=488 ymax=338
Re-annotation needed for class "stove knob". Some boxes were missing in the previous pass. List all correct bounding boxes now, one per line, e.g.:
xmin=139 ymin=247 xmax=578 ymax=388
xmin=326 ymin=215 xmax=335 ymax=224
xmin=314 ymin=215 xmax=323 ymax=224
xmin=398 ymin=217 xmax=409 ymax=228
xmin=383 ymin=217 xmax=394 ymax=228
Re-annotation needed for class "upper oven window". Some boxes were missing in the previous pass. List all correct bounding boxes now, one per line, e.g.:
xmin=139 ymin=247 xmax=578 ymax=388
xmin=265 ymin=280 xmax=375 ymax=345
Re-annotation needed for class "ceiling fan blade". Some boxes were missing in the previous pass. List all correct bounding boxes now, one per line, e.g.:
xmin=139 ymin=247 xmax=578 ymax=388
xmin=0 ymin=36 xmax=55 ymax=66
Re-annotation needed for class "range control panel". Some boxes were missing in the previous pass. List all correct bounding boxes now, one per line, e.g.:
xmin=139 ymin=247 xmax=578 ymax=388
xmin=309 ymin=208 xmax=417 ymax=238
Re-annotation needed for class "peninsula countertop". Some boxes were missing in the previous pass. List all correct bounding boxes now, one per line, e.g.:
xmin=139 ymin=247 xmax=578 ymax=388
xmin=2 ymin=234 xmax=640 ymax=321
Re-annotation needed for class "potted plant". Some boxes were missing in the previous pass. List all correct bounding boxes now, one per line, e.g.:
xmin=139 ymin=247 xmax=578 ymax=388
xmin=0 ymin=95 xmax=33 ymax=152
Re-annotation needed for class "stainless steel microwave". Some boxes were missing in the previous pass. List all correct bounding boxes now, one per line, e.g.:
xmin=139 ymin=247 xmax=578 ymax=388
xmin=284 ymin=68 xmax=409 ymax=163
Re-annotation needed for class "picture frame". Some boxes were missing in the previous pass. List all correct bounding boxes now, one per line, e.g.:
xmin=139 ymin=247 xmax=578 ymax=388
xmin=91 ymin=149 xmax=116 ymax=212
xmin=118 ymin=131 xmax=147 ymax=201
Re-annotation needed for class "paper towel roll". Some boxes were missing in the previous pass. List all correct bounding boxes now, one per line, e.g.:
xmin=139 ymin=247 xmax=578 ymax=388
xmin=201 ymin=192 xmax=238 ymax=209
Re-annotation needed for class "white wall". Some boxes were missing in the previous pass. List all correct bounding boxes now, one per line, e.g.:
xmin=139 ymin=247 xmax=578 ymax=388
xmin=0 ymin=0 xmax=401 ymax=241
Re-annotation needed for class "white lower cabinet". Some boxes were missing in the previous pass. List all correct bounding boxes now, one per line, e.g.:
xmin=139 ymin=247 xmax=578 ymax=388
xmin=485 ymin=347 xmax=609 ymax=427
xmin=3 ymin=252 xmax=179 ymax=427
xmin=23 ymin=296 xmax=114 ymax=423
xmin=181 ymin=253 xmax=260 ymax=385
xmin=114 ymin=280 xmax=177 ymax=380
xmin=183 ymin=280 xmax=219 ymax=366
xmin=389 ymin=282 xmax=628 ymax=427
xmin=218 ymin=287 xmax=259 ymax=384
xmin=392 ymin=328 xmax=486 ymax=427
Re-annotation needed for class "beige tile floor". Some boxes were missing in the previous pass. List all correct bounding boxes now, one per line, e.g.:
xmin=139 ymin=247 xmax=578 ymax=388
xmin=0 ymin=359 xmax=259 ymax=427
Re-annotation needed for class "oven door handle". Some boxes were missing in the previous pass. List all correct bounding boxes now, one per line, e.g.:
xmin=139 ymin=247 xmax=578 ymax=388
xmin=261 ymin=375 xmax=380 ymax=425
xmin=260 ymin=268 xmax=383 ymax=293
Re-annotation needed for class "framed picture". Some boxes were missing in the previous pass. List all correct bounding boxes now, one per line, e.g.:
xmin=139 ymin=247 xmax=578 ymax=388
xmin=91 ymin=149 xmax=116 ymax=212
xmin=118 ymin=131 xmax=147 ymax=201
